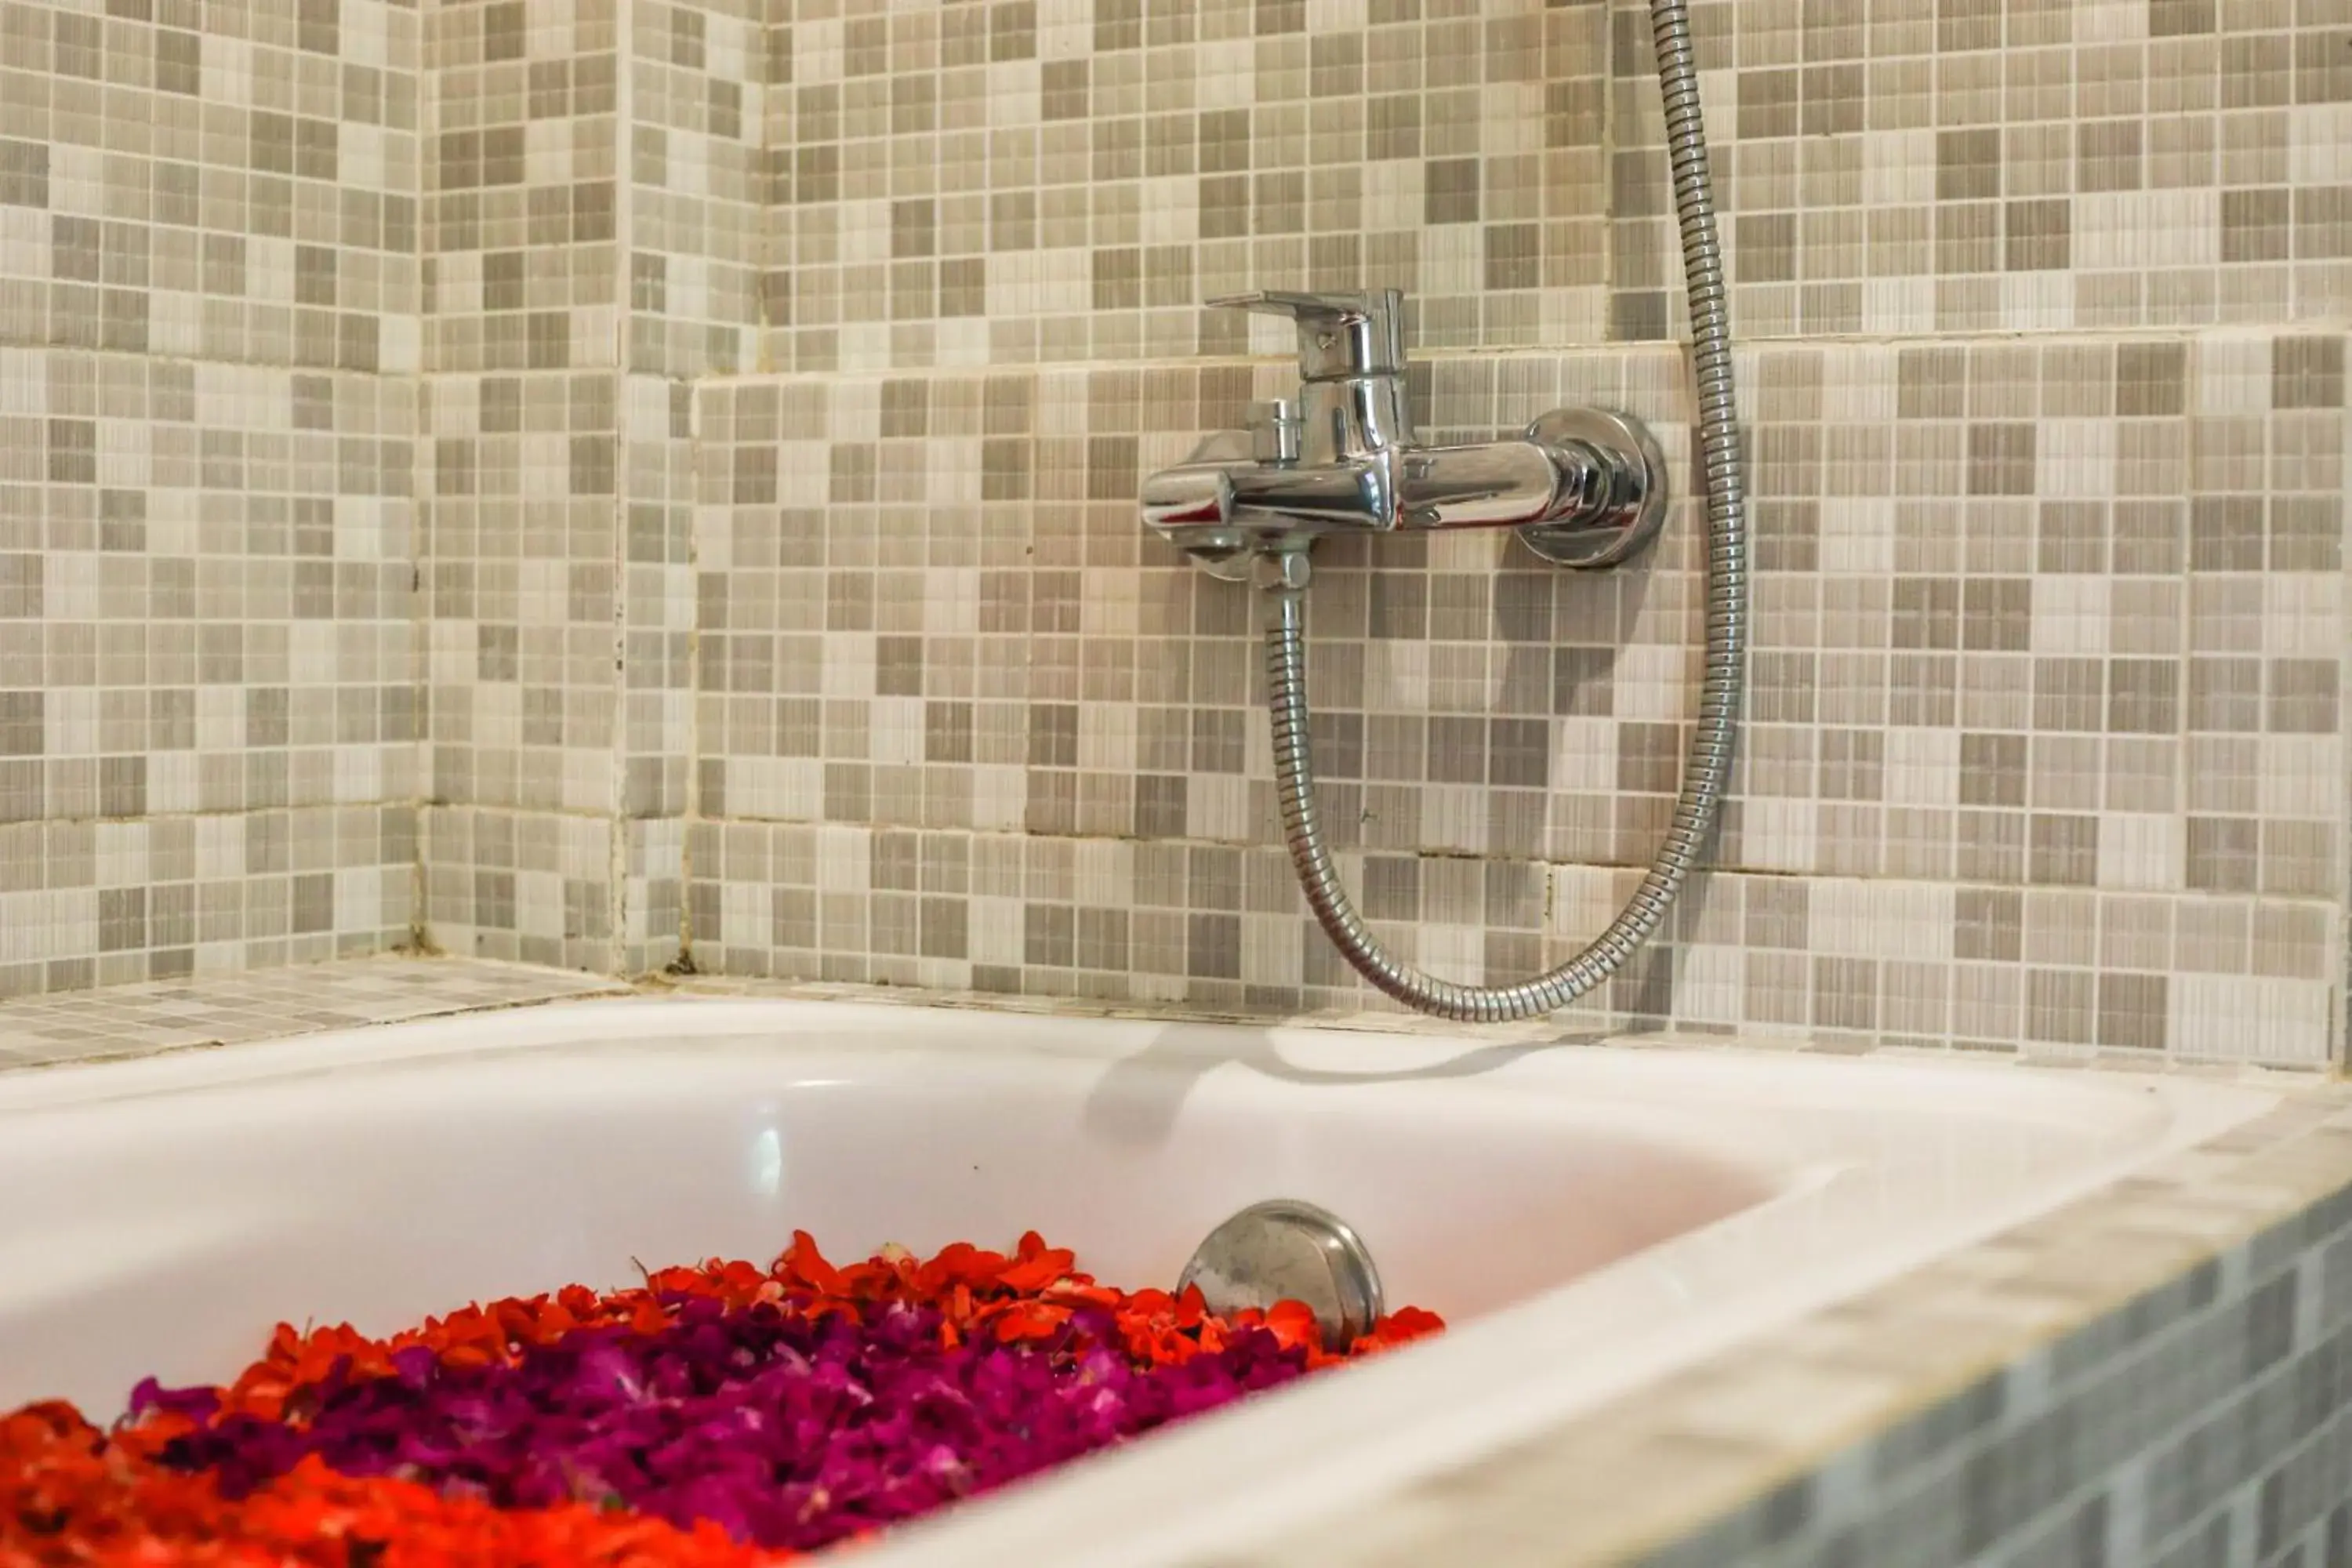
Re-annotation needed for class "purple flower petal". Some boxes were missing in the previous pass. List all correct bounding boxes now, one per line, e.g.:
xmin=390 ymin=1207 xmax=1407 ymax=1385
xmin=152 ymin=1294 xmax=1315 ymax=1552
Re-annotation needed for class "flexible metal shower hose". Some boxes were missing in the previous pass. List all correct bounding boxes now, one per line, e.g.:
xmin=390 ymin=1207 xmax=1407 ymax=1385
xmin=1261 ymin=0 xmax=1749 ymax=1022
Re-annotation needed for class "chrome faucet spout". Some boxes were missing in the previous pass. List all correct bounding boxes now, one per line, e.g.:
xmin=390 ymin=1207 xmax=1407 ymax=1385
xmin=1397 ymin=439 xmax=1573 ymax=529
xmin=1145 ymin=457 xmax=1391 ymax=533
xmin=1155 ymin=437 xmax=1592 ymax=535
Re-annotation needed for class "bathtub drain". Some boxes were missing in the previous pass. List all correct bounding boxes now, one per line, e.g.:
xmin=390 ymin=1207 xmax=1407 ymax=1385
xmin=1178 ymin=1199 xmax=1384 ymax=1353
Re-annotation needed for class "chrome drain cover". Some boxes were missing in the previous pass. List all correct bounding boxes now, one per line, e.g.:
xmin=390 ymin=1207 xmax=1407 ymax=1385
xmin=1178 ymin=1199 xmax=1384 ymax=1352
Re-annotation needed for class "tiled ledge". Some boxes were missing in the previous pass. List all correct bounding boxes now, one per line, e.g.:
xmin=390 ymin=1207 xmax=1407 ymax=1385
xmin=5 ymin=961 xmax=2349 ymax=1563
xmin=0 ymin=956 xmax=628 ymax=1071
xmin=10 ymin=955 xmax=2331 ymax=1079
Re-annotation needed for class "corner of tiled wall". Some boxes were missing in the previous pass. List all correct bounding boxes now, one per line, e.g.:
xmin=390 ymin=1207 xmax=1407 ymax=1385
xmin=416 ymin=0 xmax=615 ymax=971
xmin=416 ymin=0 xmax=760 ymax=975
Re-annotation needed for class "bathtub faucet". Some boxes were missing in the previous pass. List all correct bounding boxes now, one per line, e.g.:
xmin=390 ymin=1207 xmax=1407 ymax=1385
xmin=1140 ymin=289 xmax=1668 ymax=579
xmin=1134 ymin=266 xmax=1746 ymax=1025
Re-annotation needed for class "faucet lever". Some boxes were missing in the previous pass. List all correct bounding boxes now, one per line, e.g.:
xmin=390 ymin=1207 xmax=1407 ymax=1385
xmin=1208 ymin=289 xmax=1406 ymax=381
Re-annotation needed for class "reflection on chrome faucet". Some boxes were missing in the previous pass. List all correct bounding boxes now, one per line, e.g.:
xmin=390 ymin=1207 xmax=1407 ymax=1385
xmin=1139 ymin=289 xmax=1668 ymax=580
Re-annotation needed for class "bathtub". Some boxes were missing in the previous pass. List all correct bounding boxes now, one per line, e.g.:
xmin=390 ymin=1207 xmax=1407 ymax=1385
xmin=0 ymin=996 xmax=2278 ymax=1566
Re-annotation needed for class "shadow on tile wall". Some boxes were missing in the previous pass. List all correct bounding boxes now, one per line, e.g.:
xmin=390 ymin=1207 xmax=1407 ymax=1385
xmin=2 ymin=0 xmax=2346 ymax=1063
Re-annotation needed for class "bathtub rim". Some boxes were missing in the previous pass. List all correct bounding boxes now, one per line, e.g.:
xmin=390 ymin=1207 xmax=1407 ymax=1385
xmin=0 ymin=983 xmax=2317 ymax=1568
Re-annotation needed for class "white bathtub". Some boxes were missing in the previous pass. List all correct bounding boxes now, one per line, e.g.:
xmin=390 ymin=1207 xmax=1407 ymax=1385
xmin=0 ymin=996 xmax=2278 ymax=1566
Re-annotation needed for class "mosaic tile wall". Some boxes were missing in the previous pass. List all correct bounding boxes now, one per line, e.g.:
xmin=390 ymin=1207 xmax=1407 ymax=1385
xmin=623 ymin=0 xmax=758 ymax=967
xmin=758 ymin=0 xmax=1615 ymax=372
xmin=681 ymin=329 xmax=2350 ymax=1062
xmin=759 ymin=0 xmax=2352 ymax=376
xmin=416 ymin=0 xmax=612 ymax=971
xmin=1610 ymin=0 xmax=2352 ymax=342
xmin=0 ymin=0 xmax=423 ymax=996
xmin=8 ymin=0 xmax=2349 ymax=1051
xmin=1635 ymin=1178 xmax=2352 ymax=1567
xmin=648 ymin=0 xmax=2352 ymax=1065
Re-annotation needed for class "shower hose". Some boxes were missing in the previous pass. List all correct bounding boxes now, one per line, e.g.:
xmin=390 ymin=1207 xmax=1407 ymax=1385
xmin=1260 ymin=0 xmax=1749 ymax=1022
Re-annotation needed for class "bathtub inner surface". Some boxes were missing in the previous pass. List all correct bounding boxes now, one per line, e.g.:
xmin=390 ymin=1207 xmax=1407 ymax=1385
xmin=0 ymin=997 xmax=2279 ymax=1568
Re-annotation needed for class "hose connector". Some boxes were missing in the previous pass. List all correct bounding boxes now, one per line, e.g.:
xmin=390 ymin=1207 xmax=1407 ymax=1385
xmin=1250 ymin=550 xmax=1312 ymax=632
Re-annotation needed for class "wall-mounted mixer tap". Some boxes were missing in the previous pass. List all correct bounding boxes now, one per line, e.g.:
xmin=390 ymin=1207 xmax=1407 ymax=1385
xmin=1140 ymin=289 xmax=1668 ymax=579
xmin=1127 ymin=58 xmax=1746 ymax=1028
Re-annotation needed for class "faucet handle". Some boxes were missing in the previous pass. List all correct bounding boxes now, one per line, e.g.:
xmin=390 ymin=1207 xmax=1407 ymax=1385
xmin=1209 ymin=289 xmax=1406 ymax=382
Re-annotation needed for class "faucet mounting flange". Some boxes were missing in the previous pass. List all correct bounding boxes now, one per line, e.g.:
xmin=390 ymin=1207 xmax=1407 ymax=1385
xmin=1515 ymin=407 xmax=1671 ymax=571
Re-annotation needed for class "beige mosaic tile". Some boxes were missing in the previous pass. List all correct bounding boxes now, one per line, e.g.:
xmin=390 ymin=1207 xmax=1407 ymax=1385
xmin=0 ymin=0 xmax=423 ymax=371
xmin=630 ymin=0 xmax=764 ymax=379
xmin=0 ymin=344 xmax=420 ymax=997
xmin=760 ymin=0 xmax=1613 ymax=372
xmin=415 ymin=0 xmax=631 ymax=971
xmin=755 ymin=0 xmax=2352 ymax=375
xmin=418 ymin=0 xmax=747 ymax=976
xmin=1613 ymin=0 xmax=2352 ymax=340
xmin=0 ymin=0 xmax=423 ymax=999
